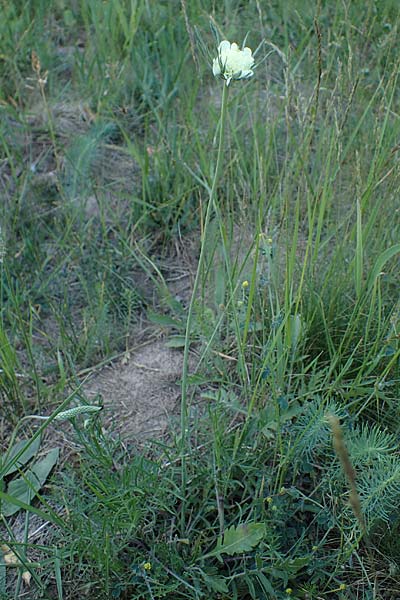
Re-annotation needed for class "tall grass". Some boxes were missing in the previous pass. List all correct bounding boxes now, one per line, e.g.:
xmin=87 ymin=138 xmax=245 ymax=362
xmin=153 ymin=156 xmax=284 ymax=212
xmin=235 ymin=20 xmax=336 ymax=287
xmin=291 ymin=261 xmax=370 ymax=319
xmin=1 ymin=0 xmax=400 ymax=598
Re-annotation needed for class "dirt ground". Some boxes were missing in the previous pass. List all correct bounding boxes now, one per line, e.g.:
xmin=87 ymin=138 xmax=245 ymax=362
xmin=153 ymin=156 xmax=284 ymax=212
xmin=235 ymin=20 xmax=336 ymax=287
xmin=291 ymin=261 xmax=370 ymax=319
xmin=83 ymin=338 xmax=187 ymax=439
xmin=80 ymin=225 xmax=257 ymax=439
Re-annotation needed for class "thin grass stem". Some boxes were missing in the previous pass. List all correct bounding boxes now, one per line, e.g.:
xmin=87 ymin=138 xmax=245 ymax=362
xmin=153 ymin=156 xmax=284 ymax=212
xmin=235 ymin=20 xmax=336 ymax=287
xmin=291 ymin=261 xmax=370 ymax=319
xmin=180 ymin=82 xmax=229 ymax=533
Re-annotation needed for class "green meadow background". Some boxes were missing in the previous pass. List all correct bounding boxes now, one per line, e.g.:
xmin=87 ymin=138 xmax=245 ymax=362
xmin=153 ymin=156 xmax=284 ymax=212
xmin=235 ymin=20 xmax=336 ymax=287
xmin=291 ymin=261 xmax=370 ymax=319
xmin=1 ymin=0 xmax=400 ymax=598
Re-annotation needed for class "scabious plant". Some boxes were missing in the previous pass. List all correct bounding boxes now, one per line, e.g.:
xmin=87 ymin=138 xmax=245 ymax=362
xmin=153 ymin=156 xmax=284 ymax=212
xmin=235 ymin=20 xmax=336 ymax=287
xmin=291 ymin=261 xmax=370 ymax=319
xmin=212 ymin=40 xmax=255 ymax=85
xmin=180 ymin=35 xmax=256 ymax=529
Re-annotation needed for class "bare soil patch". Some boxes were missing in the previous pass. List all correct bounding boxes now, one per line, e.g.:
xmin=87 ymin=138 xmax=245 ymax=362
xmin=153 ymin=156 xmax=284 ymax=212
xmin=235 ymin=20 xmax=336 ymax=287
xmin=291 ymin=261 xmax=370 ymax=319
xmin=83 ymin=338 xmax=186 ymax=439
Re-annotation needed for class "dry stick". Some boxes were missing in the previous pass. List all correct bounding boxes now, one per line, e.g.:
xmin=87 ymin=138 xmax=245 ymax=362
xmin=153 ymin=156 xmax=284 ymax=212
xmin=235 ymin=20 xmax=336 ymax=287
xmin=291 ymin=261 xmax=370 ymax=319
xmin=327 ymin=415 xmax=379 ymax=597
xmin=309 ymin=15 xmax=322 ymax=149
xmin=31 ymin=51 xmax=62 ymax=176
xmin=180 ymin=0 xmax=198 ymax=71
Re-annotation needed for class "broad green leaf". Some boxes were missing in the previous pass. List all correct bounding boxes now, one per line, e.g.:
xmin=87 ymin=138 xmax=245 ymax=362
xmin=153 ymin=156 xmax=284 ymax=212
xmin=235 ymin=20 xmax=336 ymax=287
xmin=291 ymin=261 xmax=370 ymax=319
xmin=1 ymin=437 xmax=41 ymax=477
xmin=147 ymin=311 xmax=182 ymax=327
xmin=202 ymin=572 xmax=228 ymax=593
xmin=0 ymin=490 xmax=63 ymax=527
xmin=2 ymin=448 xmax=59 ymax=517
xmin=203 ymin=522 xmax=265 ymax=560
xmin=165 ymin=336 xmax=186 ymax=348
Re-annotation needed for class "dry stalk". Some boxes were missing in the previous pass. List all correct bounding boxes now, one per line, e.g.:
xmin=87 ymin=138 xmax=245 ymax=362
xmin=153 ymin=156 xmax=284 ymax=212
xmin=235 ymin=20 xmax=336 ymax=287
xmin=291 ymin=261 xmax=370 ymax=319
xmin=327 ymin=414 xmax=380 ymax=598
xmin=327 ymin=414 xmax=366 ymax=535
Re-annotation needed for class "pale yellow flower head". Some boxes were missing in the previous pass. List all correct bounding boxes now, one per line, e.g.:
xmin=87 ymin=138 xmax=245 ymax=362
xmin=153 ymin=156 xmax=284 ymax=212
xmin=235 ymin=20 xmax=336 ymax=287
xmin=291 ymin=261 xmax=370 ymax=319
xmin=213 ymin=40 xmax=255 ymax=85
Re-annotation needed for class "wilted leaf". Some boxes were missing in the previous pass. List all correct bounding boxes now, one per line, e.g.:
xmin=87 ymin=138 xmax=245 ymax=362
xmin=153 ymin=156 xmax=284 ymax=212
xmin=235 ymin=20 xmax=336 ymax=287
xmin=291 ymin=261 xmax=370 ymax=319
xmin=1 ymin=545 xmax=32 ymax=585
xmin=1 ymin=545 xmax=18 ymax=565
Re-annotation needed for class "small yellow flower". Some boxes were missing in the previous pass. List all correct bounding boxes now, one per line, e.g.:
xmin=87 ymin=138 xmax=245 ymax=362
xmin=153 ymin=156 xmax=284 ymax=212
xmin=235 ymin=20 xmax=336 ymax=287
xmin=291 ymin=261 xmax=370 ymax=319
xmin=242 ymin=280 xmax=249 ymax=289
xmin=312 ymin=545 xmax=318 ymax=551
xmin=285 ymin=588 xmax=293 ymax=595
xmin=266 ymin=496 xmax=273 ymax=504
xmin=143 ymin=562 xmax=152 ymax=571
xmin=213 ymin=40 xmax=255 ymax=85
xmin=339 ymin=583 xmax=346 ymax=590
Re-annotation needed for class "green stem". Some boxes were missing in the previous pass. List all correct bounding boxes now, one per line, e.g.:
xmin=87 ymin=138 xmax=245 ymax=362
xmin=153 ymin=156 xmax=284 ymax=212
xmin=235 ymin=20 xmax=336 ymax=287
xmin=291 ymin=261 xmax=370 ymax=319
xmin=180 ymin=82 xmax=229 ymax=532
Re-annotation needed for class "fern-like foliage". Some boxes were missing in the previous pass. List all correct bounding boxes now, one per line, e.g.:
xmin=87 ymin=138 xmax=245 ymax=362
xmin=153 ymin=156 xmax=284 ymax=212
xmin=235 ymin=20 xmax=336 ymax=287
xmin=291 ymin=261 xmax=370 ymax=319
xmin=323 ymin=421 xmax=400 ymax=530
xmin=291 ymin=397 xmax=345 ymax=459
xmin=347 ymin=423 xmax=398 ymax=467
xmin=290 ymin=404 xmax=400 ymax=533
xmin=357 ymin=455 xmax=400 ymax=527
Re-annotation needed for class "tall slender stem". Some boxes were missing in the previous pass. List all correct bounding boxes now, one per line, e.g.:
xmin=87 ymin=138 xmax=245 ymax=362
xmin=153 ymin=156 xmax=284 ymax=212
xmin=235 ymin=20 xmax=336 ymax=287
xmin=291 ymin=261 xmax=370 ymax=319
xmin=180 ymin=82 xmax=229 ymax=531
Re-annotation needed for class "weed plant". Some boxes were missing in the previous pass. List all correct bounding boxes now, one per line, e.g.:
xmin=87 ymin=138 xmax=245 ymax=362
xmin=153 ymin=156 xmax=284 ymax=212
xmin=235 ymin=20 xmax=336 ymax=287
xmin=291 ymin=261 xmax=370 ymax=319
xmin=1 ymin=0 xmax=400 ymax=598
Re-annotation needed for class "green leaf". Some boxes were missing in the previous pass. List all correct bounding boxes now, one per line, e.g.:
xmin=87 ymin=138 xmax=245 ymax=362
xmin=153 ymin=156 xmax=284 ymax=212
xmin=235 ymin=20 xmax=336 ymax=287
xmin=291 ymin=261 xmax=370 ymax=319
xmin=257 ymin=572 xmax=275 ymax=595
xmin=2 ymin=448 xmax=59 ymax=517
xmin=147 ymin=311 xmax=182 ymax=328
xmin=355 ymin=198 xmax=363 ymax=298
xmin=366 ymin=244 xmax=400 ymax=293
xmin=1 ymin=437 xmax=41 ymax=477
xmin=203 ymin=522 xmax=265 ymax=560
xmin=202 ymin=572 xmax=228 ymax=593
xmin=63 ymin=9 xmax=76 ymax=27
xmin=165 ymin=335 xmax=186 ymax=348
xmin=276 ymin=556 xmax=310 ymax=576
xmin=0 ymin=490 xmax=63 ymax=527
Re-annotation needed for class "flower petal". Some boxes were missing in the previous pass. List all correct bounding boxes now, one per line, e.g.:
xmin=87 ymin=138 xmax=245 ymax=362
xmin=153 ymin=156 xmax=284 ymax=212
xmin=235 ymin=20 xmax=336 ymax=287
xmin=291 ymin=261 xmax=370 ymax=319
xmin=218 ymin=40 xmax=231 ymax=53
xmin=212 ymin=58 xmax=221 ymax=76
